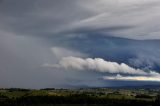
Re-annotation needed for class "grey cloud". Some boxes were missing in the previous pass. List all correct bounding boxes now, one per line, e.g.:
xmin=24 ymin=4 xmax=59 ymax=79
xmin=1 ymin=0 xmax=160 ymax=88
xmin=128 ymin=48 xmax=160 ymax=70
xmin=0 ymin=0 xmax=92 ymax=36
xmin=65 ymin=0 xmax=160 ymax=40
xmin=1 ymin=0 xmax=160 ymax=39
xmin=51 ymin=47 xmax=87 ymax=59
xmin=0 ymin=34 xmax=77 ymax=88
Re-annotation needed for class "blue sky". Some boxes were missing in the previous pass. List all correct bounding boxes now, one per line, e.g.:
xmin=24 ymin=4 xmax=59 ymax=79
xmin=0 ymin=0 xmax=160 ymax=88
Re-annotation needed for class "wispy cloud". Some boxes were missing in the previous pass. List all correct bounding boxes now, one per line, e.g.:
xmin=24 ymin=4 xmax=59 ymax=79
xmin=1 ymin=0 xmax=160 ymax=39
xmin=61 ymin=0 xmax=160 ymax=40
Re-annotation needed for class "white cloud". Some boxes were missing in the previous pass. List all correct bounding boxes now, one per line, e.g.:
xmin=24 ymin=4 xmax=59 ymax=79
xmin=103 ymin=74 xmax=160 ymax=82
xmin=44 ymin=56 xmax=150 ymax=75
xmin=44 ymin=56 xmax=160 ymax=82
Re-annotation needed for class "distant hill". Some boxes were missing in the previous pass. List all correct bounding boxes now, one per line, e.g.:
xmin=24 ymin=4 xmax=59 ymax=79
xmin=108 ymin=85 xmax=160 ymax=89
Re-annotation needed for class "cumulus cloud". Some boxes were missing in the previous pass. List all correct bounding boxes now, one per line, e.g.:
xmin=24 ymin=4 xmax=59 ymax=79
xmin=43 ymin=56 xmax=150 ymax=75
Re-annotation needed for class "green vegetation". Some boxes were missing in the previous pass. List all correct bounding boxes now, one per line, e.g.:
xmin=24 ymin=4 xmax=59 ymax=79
xmin=0 ymin=88 xmax=160 ymax=106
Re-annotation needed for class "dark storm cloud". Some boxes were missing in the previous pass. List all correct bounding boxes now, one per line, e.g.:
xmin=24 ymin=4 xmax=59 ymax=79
xmin=1 ymin=0 xmax=160 ymax=88
xmin=47 ymin=34 xmax=160 ymax=71
xmin=0 ymin=0 xmax=93 ymax=36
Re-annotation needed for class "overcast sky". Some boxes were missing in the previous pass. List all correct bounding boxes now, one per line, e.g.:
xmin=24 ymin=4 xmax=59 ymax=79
xmin=1 ymin=0 xmax=160 ymax=88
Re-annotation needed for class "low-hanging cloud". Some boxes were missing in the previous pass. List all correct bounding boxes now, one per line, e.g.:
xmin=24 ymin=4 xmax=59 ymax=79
xmin=103 ymin=73 xmax=160 ymax=82
xmin=43 ymin=56 xmax=160 ymax=82
xmin=43 ymin=56 xmax=150 ymax=75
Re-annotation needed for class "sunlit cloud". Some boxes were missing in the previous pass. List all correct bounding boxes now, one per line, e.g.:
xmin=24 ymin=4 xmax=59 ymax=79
xmin=103 ymin=74 xmax=160 ymax=82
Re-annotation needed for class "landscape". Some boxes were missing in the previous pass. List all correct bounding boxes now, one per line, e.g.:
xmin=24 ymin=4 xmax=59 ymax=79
xmin=0 ymin=87 xmax=160 ymax=106
xmin=1 ymin=0 xmax=160 ymax=105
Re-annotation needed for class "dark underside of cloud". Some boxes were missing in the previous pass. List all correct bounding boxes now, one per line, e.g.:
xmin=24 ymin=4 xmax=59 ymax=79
xmin=48 ymin=34 xmax=160 ymax=71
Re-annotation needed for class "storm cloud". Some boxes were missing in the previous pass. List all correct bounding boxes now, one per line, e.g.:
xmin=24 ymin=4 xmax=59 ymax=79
xmin=1 ymin=0 xmax=160 ymax=88
xmin=1 ymin=0 xmax=160 ymax=39
xmin=44 ymin=56 xmax=160 ymax=82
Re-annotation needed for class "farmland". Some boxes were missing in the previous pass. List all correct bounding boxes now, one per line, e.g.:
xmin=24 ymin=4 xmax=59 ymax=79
xmin=0 ymin=87 xmax=160 ymax=106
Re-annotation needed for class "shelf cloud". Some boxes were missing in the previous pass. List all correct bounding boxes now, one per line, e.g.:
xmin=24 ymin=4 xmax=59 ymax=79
xmin=44 ymin=56 xmax=160 ymax=82
xmin=43 ymin=56 xmax=158 ymax=75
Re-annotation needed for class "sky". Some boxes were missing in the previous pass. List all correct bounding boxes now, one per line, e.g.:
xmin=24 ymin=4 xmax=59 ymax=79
xmin=1 ymin=0 xmax=160 ymax=88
